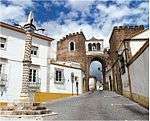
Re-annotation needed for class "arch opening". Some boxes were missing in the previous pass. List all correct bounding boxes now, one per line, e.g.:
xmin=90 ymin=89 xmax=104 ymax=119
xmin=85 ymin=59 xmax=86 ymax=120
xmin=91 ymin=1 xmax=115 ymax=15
xmin=88 ymin=43 xmax=92 ymax=51
xmin=89 ymin=61 xmax=103 ymax=83
xmin=97 ymin=43 xmax=101 ymax=51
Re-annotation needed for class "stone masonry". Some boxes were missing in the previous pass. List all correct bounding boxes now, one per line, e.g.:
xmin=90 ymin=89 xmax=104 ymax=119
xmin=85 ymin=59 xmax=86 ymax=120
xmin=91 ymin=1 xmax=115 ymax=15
xmin=109 ymin=25 xmax=144 ymax=94
xmin=57 ymin=31 xmax=87 ymax=73
xmin=57 ymin=32 xmax=88 ymax=91
xmin=57 ymin=31 xmax=108 ymax=91
xmin=20 ymin=32 xmax=32 ymax=101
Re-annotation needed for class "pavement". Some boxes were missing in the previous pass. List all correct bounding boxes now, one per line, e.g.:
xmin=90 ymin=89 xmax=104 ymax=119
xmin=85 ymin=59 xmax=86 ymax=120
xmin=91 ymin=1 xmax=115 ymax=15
xmin=45 ymin=91 xmax=149 ymax=120
xmin=0 ymin=91 xmax=149 ymax=121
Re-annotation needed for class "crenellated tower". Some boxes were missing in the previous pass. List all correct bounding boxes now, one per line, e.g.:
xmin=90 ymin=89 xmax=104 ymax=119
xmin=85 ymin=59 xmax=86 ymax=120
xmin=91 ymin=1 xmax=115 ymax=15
xmin=57 ymin=31 xmax=87 ymax=73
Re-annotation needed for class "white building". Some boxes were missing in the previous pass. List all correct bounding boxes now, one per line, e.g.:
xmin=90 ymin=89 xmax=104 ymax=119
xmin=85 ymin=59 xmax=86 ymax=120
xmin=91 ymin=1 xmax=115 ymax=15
xmin=49 ymin=60 xmax=84 ymax=94
xmin=0 ymin=22 xmax=54 ymax=101
xmin=0 ymin=22 xmax=84 ymax=102
xmin=118 ymin=29 xmax=149 ymax=108
xmin=85 ymin=37 xmax=104 ymax=55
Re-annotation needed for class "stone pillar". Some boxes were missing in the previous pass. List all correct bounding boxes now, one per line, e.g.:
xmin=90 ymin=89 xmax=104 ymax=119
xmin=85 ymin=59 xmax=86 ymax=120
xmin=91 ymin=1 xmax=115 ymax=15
xmin=20 ymin=32 xmax=32 ymax=101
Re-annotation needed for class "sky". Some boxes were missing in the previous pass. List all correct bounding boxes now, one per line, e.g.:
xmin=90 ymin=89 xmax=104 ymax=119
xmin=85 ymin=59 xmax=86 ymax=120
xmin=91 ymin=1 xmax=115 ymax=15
xmin=90 ymin=61 xmax=103 ymax=81
xmin=0 ymin=0 xmax=149 ymax=48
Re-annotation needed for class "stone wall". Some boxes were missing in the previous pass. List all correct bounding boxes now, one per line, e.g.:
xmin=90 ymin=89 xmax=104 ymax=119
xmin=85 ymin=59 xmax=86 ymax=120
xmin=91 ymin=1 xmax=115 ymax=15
xmin=109 ymin=25 xmax=144 ymax=94
xmin=56 ymin=32 xmax=109 ymax=91
xmin=57 ymin=32 xmax=87 ymax=72
xmin=129 ymin=42 xmax=149 ymax=108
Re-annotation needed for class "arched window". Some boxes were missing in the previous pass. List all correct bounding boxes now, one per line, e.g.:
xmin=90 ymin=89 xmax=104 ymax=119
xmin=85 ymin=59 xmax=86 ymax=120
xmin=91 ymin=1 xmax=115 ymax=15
xmin=92 ymin=43 xmax=96 ymax=51
xmin=97 ymin=43 xmax=101 ymax=51
xmin=88 ymin=43 xmax=92 ymax=51
xmin=70 ymin=42 xmax=75 ymax=51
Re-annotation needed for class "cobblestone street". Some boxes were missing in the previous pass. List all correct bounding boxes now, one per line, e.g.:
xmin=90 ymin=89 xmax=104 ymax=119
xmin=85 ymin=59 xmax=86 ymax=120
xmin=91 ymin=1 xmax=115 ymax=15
xmin=45 ymin=91 xmax=148 ymax=120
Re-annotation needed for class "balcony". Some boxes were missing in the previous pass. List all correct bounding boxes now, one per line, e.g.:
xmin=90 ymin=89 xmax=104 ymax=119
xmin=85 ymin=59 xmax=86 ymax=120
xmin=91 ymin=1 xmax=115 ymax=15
xmin=0 ymin=73 xmax=7 ymax=86
xmin=28 ymin=78 xmax=41 ymax=92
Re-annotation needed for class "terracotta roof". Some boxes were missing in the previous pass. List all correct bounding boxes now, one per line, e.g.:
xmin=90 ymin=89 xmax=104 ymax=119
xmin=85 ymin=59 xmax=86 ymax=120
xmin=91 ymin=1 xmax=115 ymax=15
xmin=0 ymin=22 xmax=54 ymax=42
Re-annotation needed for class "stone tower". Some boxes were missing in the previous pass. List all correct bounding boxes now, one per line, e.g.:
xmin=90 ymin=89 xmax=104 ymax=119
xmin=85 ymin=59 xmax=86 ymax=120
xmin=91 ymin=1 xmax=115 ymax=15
xmin=57 ymin=31 xmax=87 ymax=73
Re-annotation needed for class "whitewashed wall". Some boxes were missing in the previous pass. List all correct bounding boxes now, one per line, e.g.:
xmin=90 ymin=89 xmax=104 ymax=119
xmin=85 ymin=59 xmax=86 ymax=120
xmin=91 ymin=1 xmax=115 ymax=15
xmin=129 ymin=47 xmax=149 ymax=97
xmin=85 ymin=40 xmax=104 ymax=52
xmin=0 ymin=27 xmax=51 ymax=101
xmin=49 ymin=64 xmax=83 ymax=94
xmin=130 ymin=29 xmax=149 ymax=56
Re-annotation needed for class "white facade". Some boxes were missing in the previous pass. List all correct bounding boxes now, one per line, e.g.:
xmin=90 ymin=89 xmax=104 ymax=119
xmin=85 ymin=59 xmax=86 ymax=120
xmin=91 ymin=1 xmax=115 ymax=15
xmin=117 ymin=29 xmax=149 ymax=107
xmin=85 ymin=37 xmax=104 ymax=55
xmin=129 ymin=46 xmax=149 ymax=98
xmin=49 ymin=61 xmax=83 ymax=94
xmin=0 ymin=23 xmax=52 ymax=101
xmin=129 ymin=29 xmax=149 ymax=56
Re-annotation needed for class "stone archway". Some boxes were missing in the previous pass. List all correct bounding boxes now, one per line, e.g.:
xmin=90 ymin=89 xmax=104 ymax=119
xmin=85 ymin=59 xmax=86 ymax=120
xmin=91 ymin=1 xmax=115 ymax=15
xmin=85 ymin=55 xmax=107 ymax=91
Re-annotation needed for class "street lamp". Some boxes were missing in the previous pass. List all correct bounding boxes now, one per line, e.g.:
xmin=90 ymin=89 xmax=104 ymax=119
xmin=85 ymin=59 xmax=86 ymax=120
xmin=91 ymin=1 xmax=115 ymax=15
xmin=14 ymin=11 xmax=45 ymax=102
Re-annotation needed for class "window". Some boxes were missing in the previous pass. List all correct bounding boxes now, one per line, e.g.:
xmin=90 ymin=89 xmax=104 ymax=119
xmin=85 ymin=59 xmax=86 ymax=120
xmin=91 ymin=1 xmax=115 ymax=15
xmin=97 ymin=43 xmax=101 ymax=51
xmin=88 ymin=43 xmax=92 ymax=51
xmin=0 ymin=64 xmax=5 ymax=74
xmin=70 ymin=42 xmax=75 ymax=51
xmin=29 ymin=68 xmax=38 ymax=82
xmin=31 ymin=46 xmax=38 ymax=56
xmin=92 ymin=43 xmax=96 ymax=51
xmin=0 ymin=37 xmax=6 ymax=49
xmin=55 ymin=68 xmax=64 ymax=83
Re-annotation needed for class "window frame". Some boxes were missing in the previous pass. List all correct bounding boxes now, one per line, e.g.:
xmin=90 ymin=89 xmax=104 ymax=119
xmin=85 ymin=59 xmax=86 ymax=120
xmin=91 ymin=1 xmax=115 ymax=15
xmin=88 ymin=43 xmax=92 ymax=51
xmin=0 ymin=37 xmax=7 ymax=50
xmin=29 ymin=67 xmax=39 ymax=82
xmin=54 ymin=68 xmax=64 ymax=84
xmin=31 ymin=46 xmax=38 ymax=57
xmin=69 ymin=41 xmax=75 ymax=51
xmin=97 ymin=43 xmax=101 ymax=51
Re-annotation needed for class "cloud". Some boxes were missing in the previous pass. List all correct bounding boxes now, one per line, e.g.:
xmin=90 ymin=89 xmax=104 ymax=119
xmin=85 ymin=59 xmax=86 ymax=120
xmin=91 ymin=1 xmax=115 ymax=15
xmin=0 ymin=4 xmax=26 ymax=23
xmin=97 ymin=4 xmax=130 ymax=19
xmin=9 ymin=0 xmax=33 ymax=8
xmin=0 ymin=0 xmax=148 ymax=51
xmin=67 ymin=0 xmax=95 ymax=11
xmin=42 ymin=20 xmax=104 ymax=40
xmin=0 ymin=0 xmax=33 ymax=24
xmin=41 ymin=20 xmax=106 ymax=59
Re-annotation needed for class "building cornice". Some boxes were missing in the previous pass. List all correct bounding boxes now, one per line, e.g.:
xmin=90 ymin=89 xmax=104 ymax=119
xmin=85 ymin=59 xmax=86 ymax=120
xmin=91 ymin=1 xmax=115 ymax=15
xmin=0 ymin=22 xmax=54 ymax=42
xmin=49 ymin=61 xmax=83 ymax=71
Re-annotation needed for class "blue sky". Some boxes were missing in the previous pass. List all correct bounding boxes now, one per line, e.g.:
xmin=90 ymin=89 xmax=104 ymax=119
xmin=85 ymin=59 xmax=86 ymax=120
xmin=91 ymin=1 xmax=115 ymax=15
xmin=0 ymin=0 xmax=149 ymax=47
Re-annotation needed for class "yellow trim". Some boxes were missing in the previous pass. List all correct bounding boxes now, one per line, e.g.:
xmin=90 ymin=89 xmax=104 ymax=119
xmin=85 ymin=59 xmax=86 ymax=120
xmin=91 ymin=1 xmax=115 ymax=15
xmin=34 ymin=92 xmax=77 ymax=103
xmin=132 ymin=93 xmax=149 ymax=109
xmin=123 ymin=90 xmax=131 ymax=98
xmin=123 ymin=91 xmax=149 ymax=108
xmin=0 ymin=102 xmax=7 ymax=108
